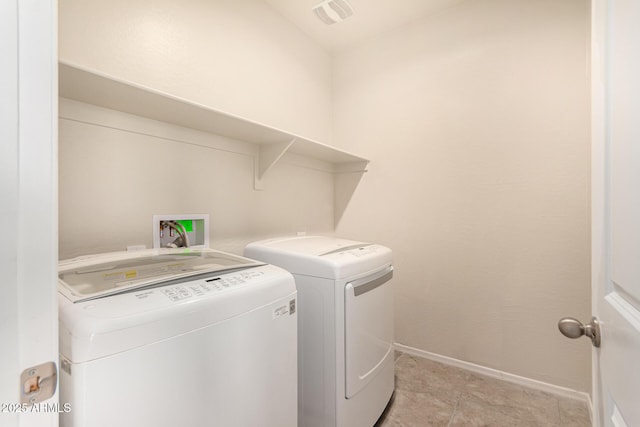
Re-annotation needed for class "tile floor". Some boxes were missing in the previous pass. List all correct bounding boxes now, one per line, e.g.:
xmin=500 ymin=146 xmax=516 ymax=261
xmin=376 ymin=352 xmax=592 ymax=427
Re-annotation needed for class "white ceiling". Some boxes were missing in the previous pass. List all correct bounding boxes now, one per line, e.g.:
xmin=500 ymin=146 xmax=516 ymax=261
xmin=263 ymin=0 xmax=467 ymax=54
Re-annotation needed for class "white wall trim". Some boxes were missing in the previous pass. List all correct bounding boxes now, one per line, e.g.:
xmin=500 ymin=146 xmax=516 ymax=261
xmin=395 ymin=343 xmax=593 ymax=420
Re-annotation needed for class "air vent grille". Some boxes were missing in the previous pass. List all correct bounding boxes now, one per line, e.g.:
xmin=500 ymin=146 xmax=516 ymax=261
xmin=312 ymin=0 xmax=353 ymax=25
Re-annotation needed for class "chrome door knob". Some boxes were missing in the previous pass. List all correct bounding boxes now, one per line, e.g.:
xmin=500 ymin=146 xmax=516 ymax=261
xmin=558 ymin=316 xmax=601 ymax=348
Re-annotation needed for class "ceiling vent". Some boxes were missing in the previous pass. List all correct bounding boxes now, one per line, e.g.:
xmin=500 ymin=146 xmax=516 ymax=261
xmin=312 ymin=0 xmax=354 ymax=25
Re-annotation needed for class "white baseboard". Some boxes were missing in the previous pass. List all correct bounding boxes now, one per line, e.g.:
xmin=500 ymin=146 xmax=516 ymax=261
xmin=394 ymin=342 xmax=593 ymax=420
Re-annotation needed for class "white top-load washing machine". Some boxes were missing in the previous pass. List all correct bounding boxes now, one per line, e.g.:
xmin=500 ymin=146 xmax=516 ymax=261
xmin=57 ymin=248 xmax=297 ymax=427
xmin=245 ymin=236 xmax=394 ymax=427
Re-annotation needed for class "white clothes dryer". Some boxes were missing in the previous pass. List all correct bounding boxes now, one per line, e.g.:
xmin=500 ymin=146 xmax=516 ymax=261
xmin=245 ymin=236 xmax=394 ymax=427
xmin=57 ymin=248 xmax=297 ymax=427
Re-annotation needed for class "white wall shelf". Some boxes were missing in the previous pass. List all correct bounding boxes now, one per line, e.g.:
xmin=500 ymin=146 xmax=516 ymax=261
xmin=58 ymin=61 xmax=369 ymax=192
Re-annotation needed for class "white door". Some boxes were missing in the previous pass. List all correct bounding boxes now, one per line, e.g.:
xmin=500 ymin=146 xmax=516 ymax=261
xmin=344 ymin=265 xmax=394 ymax=398
xmin=591 ymin=0 xmax=640 ymax=426
xmin=0 ymin=0 xmax=58 ymax=426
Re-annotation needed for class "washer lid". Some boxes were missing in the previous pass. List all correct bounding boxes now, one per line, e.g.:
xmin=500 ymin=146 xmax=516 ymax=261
xmin=254 ymin=236 xmax=367 ymax=256
xmin=245 ymin=236 xmax=392 ymax=279
xmin=58 ymin=248 xmax=264 ymax=303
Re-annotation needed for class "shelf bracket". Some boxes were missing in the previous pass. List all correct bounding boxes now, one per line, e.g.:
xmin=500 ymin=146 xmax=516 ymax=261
xmin=254 ymin=138 xmax=296 ymax=190
xmin=334 ymin=160 xmax=369 ymax=226
xmin=333 ymin=161 xmax=369 ymax=174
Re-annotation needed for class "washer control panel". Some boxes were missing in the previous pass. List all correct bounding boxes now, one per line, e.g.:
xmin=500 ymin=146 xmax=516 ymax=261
xmin=160 ymin=270 xmax=265 ymax=302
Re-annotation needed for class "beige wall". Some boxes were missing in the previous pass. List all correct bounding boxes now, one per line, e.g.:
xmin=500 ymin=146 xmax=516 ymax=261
xmin=58 ymin=0 xmax=336 ymax=260
xmin=59 ymin=0 xmax=592 ymax=393
xmin=333 ymin=0 xmax=591 ymax=391
xmin=58 ymin=99 xmax=335 ymax=260
xmin=59 ymin=0 xmax=333 ymax=143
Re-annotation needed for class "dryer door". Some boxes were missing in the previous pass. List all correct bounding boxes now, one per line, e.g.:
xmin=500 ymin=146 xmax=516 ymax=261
xmin=344 ymin=265 xmax=394 ymax=398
